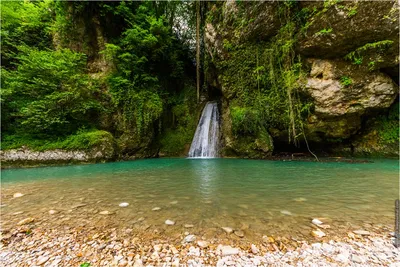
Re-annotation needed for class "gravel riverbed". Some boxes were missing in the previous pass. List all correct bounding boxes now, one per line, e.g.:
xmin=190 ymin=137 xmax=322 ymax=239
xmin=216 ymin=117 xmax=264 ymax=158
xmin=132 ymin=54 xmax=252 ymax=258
xmin=1 ymin=224 xmax=399 ymax=267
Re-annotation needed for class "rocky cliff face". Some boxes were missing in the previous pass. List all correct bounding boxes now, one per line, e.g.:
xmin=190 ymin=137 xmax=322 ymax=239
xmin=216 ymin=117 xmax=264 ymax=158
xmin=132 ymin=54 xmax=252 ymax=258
xmin=205 ymin=0 xmax=399 ymax=157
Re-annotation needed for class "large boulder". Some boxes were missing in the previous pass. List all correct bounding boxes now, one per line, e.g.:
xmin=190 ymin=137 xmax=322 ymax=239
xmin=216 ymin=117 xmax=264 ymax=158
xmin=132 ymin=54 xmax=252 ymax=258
xmin=304 ymin=59 xmax=398 ymax=141
xmin=297 ymin=1 xmax=399 ymax=61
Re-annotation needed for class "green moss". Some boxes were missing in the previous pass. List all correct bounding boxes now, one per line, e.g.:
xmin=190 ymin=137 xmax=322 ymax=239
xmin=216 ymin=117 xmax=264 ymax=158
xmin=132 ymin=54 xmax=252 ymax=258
xmin=315 ymin=28 xmax=332 ymax=36
xmin=1 ymin=130 xmax=114 ymax=151
xmin=344 ymin=40 xmax=394 ymax=67
xmin=376 ymin=102 xmax=399 ymax=144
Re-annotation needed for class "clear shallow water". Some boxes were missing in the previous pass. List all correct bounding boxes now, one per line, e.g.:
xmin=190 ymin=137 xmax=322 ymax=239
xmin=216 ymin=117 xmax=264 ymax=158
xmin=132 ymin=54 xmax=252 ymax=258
xmin=1 ymin=158 xmax=399 ymax=242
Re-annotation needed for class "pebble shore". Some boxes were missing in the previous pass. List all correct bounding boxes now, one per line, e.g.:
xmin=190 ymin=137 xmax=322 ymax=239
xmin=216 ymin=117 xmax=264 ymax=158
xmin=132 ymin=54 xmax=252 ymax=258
xmin=1 ymin=224 xmax=399 ymax=267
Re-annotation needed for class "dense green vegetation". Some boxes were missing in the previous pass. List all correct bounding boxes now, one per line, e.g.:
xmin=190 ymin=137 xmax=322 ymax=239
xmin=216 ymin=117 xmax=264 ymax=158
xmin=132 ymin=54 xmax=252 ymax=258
xmin=1 ymin=0 xmax=196 ymax=154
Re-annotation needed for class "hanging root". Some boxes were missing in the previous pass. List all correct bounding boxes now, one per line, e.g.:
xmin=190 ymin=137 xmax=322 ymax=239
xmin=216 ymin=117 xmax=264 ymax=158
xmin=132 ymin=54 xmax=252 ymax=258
xmin=303 ymin=131 xmax=319 ymax=161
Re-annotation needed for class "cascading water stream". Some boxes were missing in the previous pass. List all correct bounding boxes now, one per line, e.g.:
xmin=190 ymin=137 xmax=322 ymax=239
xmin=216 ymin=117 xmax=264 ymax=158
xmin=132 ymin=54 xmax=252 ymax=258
xmin=188 ymin=102 xmax=220 ymax=158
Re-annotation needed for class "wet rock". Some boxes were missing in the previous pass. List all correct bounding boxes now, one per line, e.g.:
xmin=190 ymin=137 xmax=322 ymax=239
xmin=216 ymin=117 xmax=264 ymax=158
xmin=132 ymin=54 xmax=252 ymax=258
xmin=17 ymin=217 xmax=35 ymax=226
xmin=263 ymin=236 xmax=275 ymax=243
xmin=119 ymin=202 xmax=129 ymax=207
xmin=13 ymin=193 xmax=24 ymax=198
xmin=311 ymin=229 xmax=326 ymax=238
xmin=165 ymin=220 xmax=175 ymax=225
xmin=312 ymin=219 xmax=323 ymax=226
xmin=251 ymin=244 xmax=259 ymax=254
xmin=36 ymin=256 xmax=49 ymax=265
xmin=197 ymin=240 xmax=209 ymax=248
xmin=353 ymin=230 xmax=370 ymax=236
xmin=221 ymin=246 xmax=240 ymax=256
xmin=221 ymin=227 xmax=234 ymax=234
xmin=184 ymin=224 xmax=194 ymax=228
xmin=171 ymin=246 xmax=179 ymax=254
xmin=352 ymin=254 xmax=363 ymax=263
xmin=133 ymin=259 xmax=143 ymax=267
xmin=119 ymin=259 xmax=128 ymax=266
xmin=152 ymin=207 xmax=161 ymax=211
xmin=183 ymin=235 xmax=196 ymax=243
xmin=234 ymin=230 xmax=244 ymax=238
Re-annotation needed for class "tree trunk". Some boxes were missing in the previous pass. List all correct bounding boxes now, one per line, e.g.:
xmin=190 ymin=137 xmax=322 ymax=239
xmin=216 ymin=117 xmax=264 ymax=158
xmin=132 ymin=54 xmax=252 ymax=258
xmin=196 ymin=0 xmax=200 ymax=103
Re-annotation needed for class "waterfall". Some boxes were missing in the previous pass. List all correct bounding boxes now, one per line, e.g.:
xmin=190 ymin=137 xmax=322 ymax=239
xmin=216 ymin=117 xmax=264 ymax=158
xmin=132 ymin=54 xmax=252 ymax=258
xmin=188 ymin=102 xmax=220 ymax=158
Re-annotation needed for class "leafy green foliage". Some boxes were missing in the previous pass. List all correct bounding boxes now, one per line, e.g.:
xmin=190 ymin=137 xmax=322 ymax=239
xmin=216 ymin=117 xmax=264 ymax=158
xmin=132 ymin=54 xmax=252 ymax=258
xmin=1 ymin=0 xmax=53 ymax=68
xmin=340 ymin=76 xmax=353 ymax=87
xmin=2 ymin=48 xmax=103 ymax=136
xmin=80 ymin=263 xmax=91 ymax=267
xmin=103 ymin=4 xmax=190 ymax=138
xmin=160 ymin=86 xmax=197 ymax=155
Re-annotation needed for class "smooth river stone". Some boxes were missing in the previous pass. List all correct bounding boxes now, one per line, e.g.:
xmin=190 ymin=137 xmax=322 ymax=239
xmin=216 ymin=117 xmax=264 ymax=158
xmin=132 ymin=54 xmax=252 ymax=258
xmin=169 ymin=201 xmax=178 ymax=205
xmin=152 ymin=207 xmax=161 ymax=211
xmin=221 ymin=246 xmax=239 ymax=256
xmin=119 ymin=202 xmax=129 ymax=207
xmin=184 ymin=224 xmax=194 ymax=228
xmin=48 ymin=210 xmax=58 ymax=215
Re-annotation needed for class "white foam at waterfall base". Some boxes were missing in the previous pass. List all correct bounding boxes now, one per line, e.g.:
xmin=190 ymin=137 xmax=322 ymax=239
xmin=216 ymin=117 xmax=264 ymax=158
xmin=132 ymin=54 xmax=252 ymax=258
xmin=188 ymin=102 xmax=220 ymax=158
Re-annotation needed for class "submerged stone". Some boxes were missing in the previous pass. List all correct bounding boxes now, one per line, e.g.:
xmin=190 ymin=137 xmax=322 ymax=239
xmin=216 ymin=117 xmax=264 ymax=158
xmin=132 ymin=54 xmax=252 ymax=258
xmin=152 ymin=207 xmax=161 ymax=211
xmin=13 ymin=193 xmax=24 ymax=198
xmin=234 ymin=230 xmax=244 ymax=238
xmin=311 ymin=229 xmax=326 ymax=238
xmin=17 ymin=217 xmax=35 ymax=225
xmin=99 ymin=210 xmax=113 ymax=215
xmin=221 ymin=227 xmax=234 ymax=234
xmin=280 ymin=210 xmax=292 ymax=216
xmin=119 ymin=202 xmax=129 ymax=207
xmin=353 ymin=230 xmax=370 ymax=236
xmin=312 ymin=219 xmax=323 ymax=226
xmin=165 ymin=220 xmax=175 ymax=225
xmin=183 ymin=235 xmax=196 ymax=243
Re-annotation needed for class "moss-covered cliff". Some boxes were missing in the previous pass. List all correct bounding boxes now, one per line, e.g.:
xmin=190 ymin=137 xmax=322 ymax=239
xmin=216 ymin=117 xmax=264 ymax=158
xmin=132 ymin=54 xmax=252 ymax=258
xmin=204 ymin=0 xmax=399 ymax=158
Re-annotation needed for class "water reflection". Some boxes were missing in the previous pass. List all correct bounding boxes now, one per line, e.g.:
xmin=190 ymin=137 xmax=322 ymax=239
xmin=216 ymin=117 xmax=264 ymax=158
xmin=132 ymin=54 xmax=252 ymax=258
xmin=188 ymin=159 xmax=221 ymax=202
